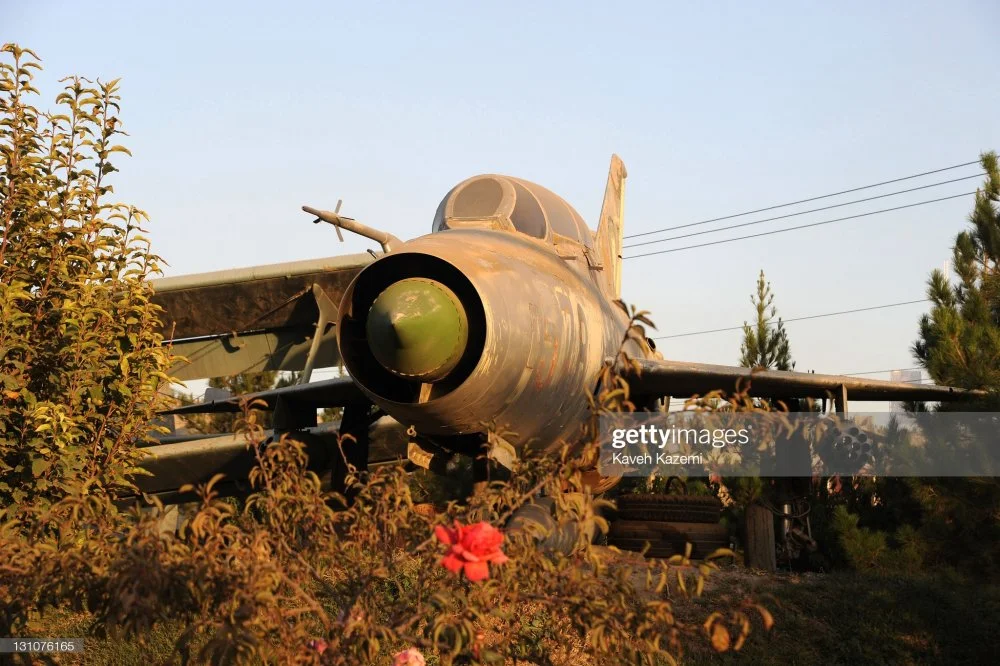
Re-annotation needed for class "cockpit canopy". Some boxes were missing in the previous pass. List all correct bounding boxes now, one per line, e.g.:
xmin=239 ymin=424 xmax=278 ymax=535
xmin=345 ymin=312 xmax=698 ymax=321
xmin=432 ymin=174 xmax=593 ymax=247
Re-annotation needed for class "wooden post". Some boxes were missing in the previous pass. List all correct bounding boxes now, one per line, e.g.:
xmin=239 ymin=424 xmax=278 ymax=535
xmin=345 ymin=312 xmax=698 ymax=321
xmin=834 ymin=384 xmax=848 ymax=416
xmin=744 ymin=502 xmax=776 ymax=572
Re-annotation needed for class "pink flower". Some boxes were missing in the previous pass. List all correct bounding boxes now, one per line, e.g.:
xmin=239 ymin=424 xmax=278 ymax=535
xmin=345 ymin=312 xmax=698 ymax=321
xmin=434 ymin=520 xmax=509 ymax=582
xmin=393 ymin=647 xmax=426 ymax=666
xmin=307 ymin=638 xmax=328 ymax=654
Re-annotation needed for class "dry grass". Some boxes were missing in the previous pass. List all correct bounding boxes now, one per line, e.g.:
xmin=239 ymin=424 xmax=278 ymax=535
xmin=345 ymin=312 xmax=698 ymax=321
xmin=673 ymin=568 xmax=1000 ymax=665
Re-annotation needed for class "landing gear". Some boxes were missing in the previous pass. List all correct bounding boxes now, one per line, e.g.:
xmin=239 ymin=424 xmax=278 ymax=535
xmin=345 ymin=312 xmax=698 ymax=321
xmin=330 ymin=403 xmax=377 ymax=501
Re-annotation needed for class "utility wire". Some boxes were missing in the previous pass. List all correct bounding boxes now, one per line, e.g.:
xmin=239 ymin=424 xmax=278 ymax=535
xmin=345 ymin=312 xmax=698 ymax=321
xmin=624 ymin=192 xmax=975 ymax=260
xmin=653 ymin=299 xmax=929 ymax=340
xmin=623 ymin=174 xmax=984 ymax=249
xmin=841 ymin=366 xmax=923 ymax=376
xmin=624 ymin=160 xmax=981 ymax=240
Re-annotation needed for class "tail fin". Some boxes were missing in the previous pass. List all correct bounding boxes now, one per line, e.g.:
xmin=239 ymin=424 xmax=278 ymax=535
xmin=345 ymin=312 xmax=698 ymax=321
xmin=594 ymin=154 xmax=627 ymax=297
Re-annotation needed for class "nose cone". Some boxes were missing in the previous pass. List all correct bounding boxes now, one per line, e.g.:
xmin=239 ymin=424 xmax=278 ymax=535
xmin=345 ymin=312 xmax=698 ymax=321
xmin=366 ymin=278 xmax=468 ymax=382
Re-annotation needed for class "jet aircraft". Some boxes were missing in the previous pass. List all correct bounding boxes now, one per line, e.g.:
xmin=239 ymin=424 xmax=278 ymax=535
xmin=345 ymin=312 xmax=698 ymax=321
xmin=142 ymin=156 xmax=981 ymax=502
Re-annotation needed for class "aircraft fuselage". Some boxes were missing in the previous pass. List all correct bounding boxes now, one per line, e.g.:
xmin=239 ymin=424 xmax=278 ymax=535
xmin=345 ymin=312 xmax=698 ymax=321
xmin=337 ymin=227 xmax=648 ymax=453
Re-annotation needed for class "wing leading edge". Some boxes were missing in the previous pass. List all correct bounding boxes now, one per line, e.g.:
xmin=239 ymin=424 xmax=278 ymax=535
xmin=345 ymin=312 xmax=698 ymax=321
xmin=152 ymin=253 xmax=376 ymax=381
xmin=625 ymin=358 xmax=984 ymax=403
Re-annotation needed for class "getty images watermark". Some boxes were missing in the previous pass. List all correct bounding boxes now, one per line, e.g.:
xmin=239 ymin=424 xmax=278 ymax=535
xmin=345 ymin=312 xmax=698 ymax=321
xmin=598 ymin=411 xmax=1000 ymax=478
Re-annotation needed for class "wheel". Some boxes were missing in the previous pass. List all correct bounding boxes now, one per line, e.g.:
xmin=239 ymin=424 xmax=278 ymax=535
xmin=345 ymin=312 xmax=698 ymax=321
xmin=615 ymin=493 xmax=722 ymax=524
xmin=607 ymin=520 xmax=728 ymax=559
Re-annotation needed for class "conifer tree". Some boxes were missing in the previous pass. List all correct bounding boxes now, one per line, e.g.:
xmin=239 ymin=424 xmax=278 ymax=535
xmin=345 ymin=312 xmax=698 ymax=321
xmin=903 ymin=152 xmax=1000 ymax=575
xmin=914 ymin=151 xmax=1000 ymax=394
xmin=739 ymin=270 xmax=795 ymax=371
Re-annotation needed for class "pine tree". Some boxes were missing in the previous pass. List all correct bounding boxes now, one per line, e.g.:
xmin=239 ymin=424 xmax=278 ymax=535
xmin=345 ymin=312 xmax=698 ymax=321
xmin=739 ymin=270 xmax=795 ymax=371
xmin=904 ymin=152 xmax=1000 ymax=575
xmin=914 ymin=151 xmax=1000 ymax=394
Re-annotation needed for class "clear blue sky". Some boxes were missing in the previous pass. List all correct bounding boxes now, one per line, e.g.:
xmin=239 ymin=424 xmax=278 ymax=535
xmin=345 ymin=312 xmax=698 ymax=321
xmin=6 ymin=1 xmax=999 ymax=400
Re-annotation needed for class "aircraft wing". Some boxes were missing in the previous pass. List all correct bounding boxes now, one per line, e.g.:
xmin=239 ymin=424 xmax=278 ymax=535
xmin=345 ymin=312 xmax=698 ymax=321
xmin=160 ymin=375 xmax=367 ymax=415
xmin=152 ymin=253 xmax=376 ymax=380
xmin=624 ymin=358 xmax=984 ymax=404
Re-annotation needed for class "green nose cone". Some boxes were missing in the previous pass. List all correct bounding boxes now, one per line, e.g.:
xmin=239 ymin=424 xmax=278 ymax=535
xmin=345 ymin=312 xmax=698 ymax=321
xmin=366 ymin=278 xmax=469 ymax=382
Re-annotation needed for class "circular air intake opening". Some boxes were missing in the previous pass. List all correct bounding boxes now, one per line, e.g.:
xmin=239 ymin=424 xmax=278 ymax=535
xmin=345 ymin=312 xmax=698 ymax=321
xmin=338 ymin=253 xmax=486 ymax=404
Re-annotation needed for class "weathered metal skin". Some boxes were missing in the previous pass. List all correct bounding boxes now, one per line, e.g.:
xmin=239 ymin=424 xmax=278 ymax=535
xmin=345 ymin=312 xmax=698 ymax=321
xmin=151 ymin=254 xmax=374 ymax=380
xmin=151 ymin=254 xmax=373 ymax=339
xmin=133 ymin=416 xmax=410 ymax=503
xmin=337 ymin=226 xmax=647 ymax=452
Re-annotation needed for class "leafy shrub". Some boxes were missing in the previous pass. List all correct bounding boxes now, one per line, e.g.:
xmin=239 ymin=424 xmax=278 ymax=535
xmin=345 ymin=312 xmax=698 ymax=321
xmin=829 ymin=506 xmax=925 ymax=573
xmin=2 ymin=404 xmax=763 ymax=664
xmin=0 ymin=43 xmax=172 ymax=515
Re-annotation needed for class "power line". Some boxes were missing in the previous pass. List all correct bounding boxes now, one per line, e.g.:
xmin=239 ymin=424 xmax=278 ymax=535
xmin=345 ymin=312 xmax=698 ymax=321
xmin=624 ymin=160 xmax=981 ymax=240
xmin=653 ymin=299 xmax=929 ymax=340
xmin=624 ymin=191 xmax=975 ymax=260
xmin=623 ymin=174 xmax=984 ymax=249
xmin=842 ymin=366 xmax=923 ymax=376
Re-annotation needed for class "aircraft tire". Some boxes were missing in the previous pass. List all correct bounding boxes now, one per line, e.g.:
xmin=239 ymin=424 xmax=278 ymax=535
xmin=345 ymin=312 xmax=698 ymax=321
xmin=615 ymin=493 xmax=722 ymax=524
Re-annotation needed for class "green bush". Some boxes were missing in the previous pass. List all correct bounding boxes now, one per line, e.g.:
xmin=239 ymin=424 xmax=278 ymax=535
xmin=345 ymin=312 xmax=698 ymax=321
xmin=0 ymin=43 xmax=172 ymax=516
xmin=829 ymin=506 xmax=925 ymax=573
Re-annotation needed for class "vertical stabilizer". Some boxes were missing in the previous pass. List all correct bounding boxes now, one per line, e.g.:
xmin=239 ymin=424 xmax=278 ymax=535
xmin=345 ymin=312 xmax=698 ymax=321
xmin=594 ymin=154 xmax=627 ymax=297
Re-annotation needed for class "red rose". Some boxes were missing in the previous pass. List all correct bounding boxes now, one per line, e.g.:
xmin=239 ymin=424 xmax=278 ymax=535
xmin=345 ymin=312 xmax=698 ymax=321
xmin=435 ymin=520 xmax=509 ymax=582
